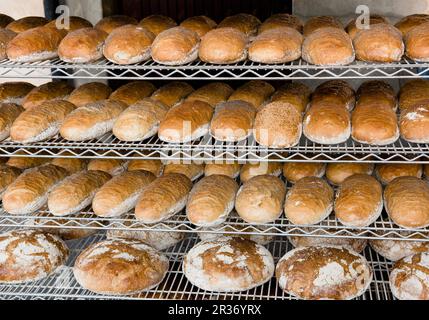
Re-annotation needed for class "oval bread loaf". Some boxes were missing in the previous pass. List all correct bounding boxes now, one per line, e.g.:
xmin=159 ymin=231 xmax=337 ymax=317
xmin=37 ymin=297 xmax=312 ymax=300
xmin=87 ymin=159 xmax=127 ymax=176
xmin=139 ymin=15 xmax=177 ymax=36
xmin=127 ymin=159 xmax=164 ymax=176
xmin=218 ymin=13 xmax=261 ymax=36
xmin=185 ymin=82 xmax=233 ymax=107
xmin=6 ymin=16 xmax=48 ymax=33
xmin=282 ymin=162 xmax=326 ymax=183
xmin=204 ymin=162 xmax=241 ymax=179
xmin=94 ymin=15 xmax=138 ymax=34
xmin=326 ymin=163 xmax=374 ymax=185
xmin=0 ymin=82 xmax=35 ymax=105
xmin=163 ymin=162 xmax=204 ymax=181
xmin=109 ymin=81 xmax=156 ymax=106
xmin=22 ymin=81 xmax=73 ymax=110
xmin=240 ymin=162 xmax=282 ymax=182
xmin=0 ymin=103 xmax=24 ymax=141
xmin=228 ymin=80 xmax=274 ymax=110
xmin=375 ymin=163 xmax=423 ymax=185
xmin=0 ymin=165 xmax=21 ymax=197
xmin=67 ymin=82 xmax=112 ymax=107
xmin=180 ymin=16 xmax=216 ymax=37
xmin=150 ymin=82 xmax=193 ymax=108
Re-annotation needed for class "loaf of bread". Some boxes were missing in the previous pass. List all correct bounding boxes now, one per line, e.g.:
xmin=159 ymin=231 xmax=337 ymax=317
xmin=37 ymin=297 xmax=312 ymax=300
xmin=385 ymin=176 xmax=429 ymax=228
xmin=163 ymin=162 xmax=204 ymax=181
xmin=3 ymin=164 xmax=68 ymax=214
xmin=110 ymin=81 xmax=156 ymax=106
xmin=240 ymin=162 xmax=282 ymax=182
xmin=31 ymin=218 xmax=96 ymax=240
xmin=395 ymin=14 xmax=429 ymax=36
xmin=139 ymin=15 xmax=177 ymax=36
xmin=6 ymin=156 xmax=50 ymax=170
xmin=135 ymin=173 xmax=192 ymax=223
xmin=399 ymin=79 xmax=429 ymax=111
xmin=0 ymin=28 xmax=16 ymax=60
xmin=0 ymin=103 xmax=24 ymax=141
xmin=45 ymin=16 xmax=93 ymax=32
xmin=0 ymin=13 xmax=14 ymax=28
xmin=151 ymin=26 xmax=199 ymax=65
xmin=87 ymin=159 xmax=127 ymax=176
xmin=405 ymin=21 xmax=429 ymax=62
xmin=6 ymin=16 xmax=48 ymax=33
xmin=183 ymin=236 xmax=274 ymax=292
xmin=0 ymin=229 xmax=68 ymax=283
xmin=67 ymin=82 xmax=112 ymax=107
xmin=180 ymin=16 xmax=216 ymax=37
xmin=370 ymin=236 xmax=429 ymax=261
xmin=218 ymin=13 xmax=261 ymax=36
xmin=60 ymin=99 xmax=127 ymax=141
xmin=103 ymin=24 xmax=154 ymax=64
xmin=258 ymin=13 xmax=303 ymax=34
xmin=249 ymin=27 xmax=303 ymax=64
xmin=236 ymin=175 xmax=286 ymax=224
xmin=204 ymin=162 xmax=241 ymax=179
xmin=375 ymin=163 xmax=423 ymax=185
xmin=389 ymin=252 xmax=429 ymax=300
xmin=303 ymin=16 xmax=343 ymax=36
xmin=302 ymin=27 xmax=354 ymax=65
xmin=199 ymin=28 xmax=248 ymax=64
xmin=354 ymin=23 xmax=404 ymax=62
xmin=0 ymin=82 xmax=34 ymax=105
xmin=10 ymin=100 xmax=76 ymax=143
xmin=346 ymin=14 xmax=388 ymax=39
xmin=58 ymin=27 xmax=108 ymax=63
xmin=0 ymin=165 xmax=21 ymax=197
xmin=150 ymin=81 xmax=193 ymax=108
xmin=326 ymin=163 xmax=374 ymax=185
xmin=22 ymin=81 xmax=73 ymax=110
xmin=7 ymin=26 xmax=66 ymax=62
xmin=186 ymin=82 xmax=233 ymax=107
xmin=127 ymin=159 xmax=164 ymax=176
xmin=399 ymin=101 xmax=429 ymax=143
xmin=94 ymin=15 xmax=138 ymax=34
xmin=288 ymin=233 xmax=367 ymax=253
xmin=270 ymin=82 xmax=311 ymax=113
xmin=228 ymin=80 xmax=275 ymax=109
xmin=276 ymin=246 xmax=372 ymax=299
xmin=311 ymin=80 xmax=355 ymax=111
xmin=284 ymin=176 xmax=334 ymax=225
xmin=113 ymin=98 xmax=168 ymax=141
xmin=51 ymin=156 xmax=87 ymax=174
xmin=73 ymin=238 xmax=169 ymax=294
xmin=282 ymin=162 xmax=326 ymax=183
xmin=357 ymin=80 xmax=397 ymax=110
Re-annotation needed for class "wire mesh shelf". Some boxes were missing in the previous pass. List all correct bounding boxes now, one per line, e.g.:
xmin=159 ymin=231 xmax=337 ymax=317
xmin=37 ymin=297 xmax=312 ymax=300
xmin=0 ymin=232 xmax=395 ymax=300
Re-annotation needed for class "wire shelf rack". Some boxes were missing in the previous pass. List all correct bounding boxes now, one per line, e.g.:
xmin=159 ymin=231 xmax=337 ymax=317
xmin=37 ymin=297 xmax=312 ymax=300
xmin=0 ymin=232 xmax=395 ymax=300
xmin=0 ymin=57 xmax=428 ymax=80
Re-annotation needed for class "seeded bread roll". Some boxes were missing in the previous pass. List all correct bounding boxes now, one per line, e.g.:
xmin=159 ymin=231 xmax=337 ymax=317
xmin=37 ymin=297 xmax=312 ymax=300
xmin=94 ymin=15 xmax=138 ymax=34
xmin=0 ymin=229 xmax=68 ymax=284
xmin=288 ymin=233 xmax=367 ymax=253
xmin=346 ymin=14 xmax=388 ymax=39
xmin=326 ymin=163 xmax=374 ymax=186
xmin=51 ymin=156 xmax=87 ymax=174
xmin=58 ymin=27 xmax=108 ymax=63
xmin=303 ymin=16 xmax=343 ymax=36
xmin=270 ymin=82 xmax=311 ymax=113
xmin=3 ymin=164 xmax=68 ymax=214
xmin=390 ymin=252 xmax=429 ymax=300
xmin=399 ymin=79 xmax=429 ymax=111
xmin=282 ymin=162 xmax=326 ymax=183
xmin=6 ymin=26 xmax=66 ymax=62
xmin=93 ymin=170 xmax=156 ymax=217
xmin=180 ymin=16 xmax=216 ymax=37
xmin=249 ymin=27 xmax=303 ymax=64
xmin=218 ymin=13 xmax=261 ymax=37
xmin=240 ymin=162 xmax=282 ymax=182
xmin=0 ymin=103 xmax=24 ymax=141
xmin=357 ymin=80 xmax=397 ymax=111
xmin=258 ymin=13 xmax=303 ymax=34
xmin=139 ymin=15 xmax=177 ymax=36
xmin=127 ymin=159 xmax=164 ymax=176
xmin=385 ymin=176 xmax=429 ymax=228
xmin=134 ymin=173 xmax=192 ymax=223
xmin=87 ymin=159 xmax=127 ymax=176
xmin=375 ymin=163 xmax=423 ymax=185
xmin=60 ymin=99 xmax=127 ymax=141
xmin=0 ymin=14 xmax=14 ymax=28
xmin=204 ymin=162 xmax=241 ymax=179
xmin=228 ymin=80 xmax=275 ymax=110
xmin=399 ymin=102 xmax=429 ymax=143
xmin=6 ymin=156 xmax=50 ymax=170
xmin=236 ymin=175 xmax=286 ymax=224
xmin=10 ymin=100 xmax=76 ymax=143
xmin=311 ymin=80 xmax=355 ymax=111
xmin=67 ymin=82 xmax=112 ymax=107
xmin=103 ymin=24 xmax=154 ymax=64
xmin=45 ymin=16 xmax=93 ymax=32
xmin=150 ymin=82 xmax=193 ymax=108
xmin=0 ymin=82 xmax=34 ymax=105
xmin=163 ymin=162 xmax=204 ymax=181
xmin=395 ymin=14 xmax=429 ymax=36
xmin=370 ymin=236 xmax=429 ymax=261
xmin=199 ymin=27 xmax=248 ymax=64
xmin=0 ymin=165 xmax=21 ymax=197
xmin=6 ymin=16 xmax=49 ymax=33
xmin=0 ymin=28 xmax=16 ymax=60
xmin=254 ymin=101 xmax=302 ymax=148
xmin=354 ymin=23 xmax=404 ymax=62
xmin=405 ymin=21 xmax=429 ymax=62
xmin=22 ymin=81 xmax=73 ymax=110
xmin=74 ymin=238 xmax=169 ymax=295
xmin=276 ymin=246 xmax=372 ymax=300
xmin=183 ymin=236 xmax=274 ymax=292
xmin=110 ymin=81 xmax=156 ymax=106
xmin=186 ymin=82 xmax=233 ymax=107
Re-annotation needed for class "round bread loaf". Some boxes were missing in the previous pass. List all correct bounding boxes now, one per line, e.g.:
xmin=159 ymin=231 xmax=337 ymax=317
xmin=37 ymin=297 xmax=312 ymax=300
xmin=0 ymin=229 xmax=68 ymax=283
xmin=405 ymin=21 xmax=429 ymax=62
xmin=180 ymin=16 xmax=216 ymax=37
xmin=0 ymin=82 xmax=34 ymax=105
xmin=127 ymin=159 xmax=164 ymax=176
xmin=163 ymin=162 xmax=204 ymax=181
xmin=395 ymin=14 xmax=429 ymax=36
xmin=311 ymin=80 xmax=355 ymax=112
xmin=0 ymin=165 xmax=21 ymax=196
xmin=325 ymin=163 xmax=374 ymax=186
xmin=370 ymin=237 xmax=429 ymax=261
xmin=199 ymin=27 xmax=248 ymax=64
xmin=186 ymin=82 xmax=233 ymax=107
xmin=303 ymin=16 xmax=343 ymax=36
xmin=51 ymin=156 xmax=87 ymax=174
xmin=45 ymin=16 xmax=93 ymax=32
xmin=183 ymin=236 xmax=274 ymax=292
xmin=288 ymin=234 xmax=367 ymax=253
xmin=0 ymin=28 xmax=16 ymax=60
xmin=110 ymin=81 xmax=156 ymax=106
xmin=94 ymin=15 xmax=138 ymax=34
xmin=389 ymin=252 xmax=429 ymax=300
xmin=240 ymin=162 xmax=282 ymax=182
xmin=33 ymin=222 xmax=96 ymax=241
xmin=151 ymin=81 xmax=193 ymax=108
xmin=0 ymin=103 xmax=24 ymax=141
xmin=249 ymin=27 xmax=302 ymax=64
xmin=87 ymin=159 xmax=127 ymax=176
xmin=228 ymin=80 xmax=275 ymax=110
xmin=73 ymin=238 xmax=169 ymax=295
xmin=151 ymin=26 xmax=199 ymax=65
xmin=353 ymin=23 xmax=404 ymax=62
xmin=139 ymin=15 xmax=177 ymax=36
xmin=357 ymin=80 xmax=397 ymax=111
xmin=284 ymin=176 xmax=333 ymax=225
xmin=0 ymin=14 xmax=14 ymax=28
xmin=218 ymin=13 xmax=261 ymax=37
xmin=22 ymin=81 xmax=73 ymax=110
xmin=6 ymin=16 xmax=48 ymax=33
xmin=270 ymin=82 xmax=311 ymax=113
xmin=375 ymin=163 xmax=423 ymax=185
xmin=334 ymin=174 xmax=383 ymax=227
xmin=58 ymin=27 xmax=108 ymax=63
xmin=103 ymin=24 xmax=154 ymax=64
xmin=236 ymin=175 xmax=286 ymax=224
xmin=204 ymin=162 xmax=241 ymax=179
xmin=346 ymin=14 xmax=388 ymax=39
xmin=399 ymin=101 xmax=429 ymax=143
xmin=67 ymin=82 xmax=112 ymax=107
xmin=276 ymin=246 xmax=372 ymax=300
xmin=258 ymin=13 xmax=302 ymax=34
xmin=6 ymin=156 xmax=50 ymax=170
xmin=384 ymin=176 xmax=429 ymax=228
xmin=282 ymin=162 xmax=326 ymax=183
xmin=399 ymin=79 xmax=429 ymax=111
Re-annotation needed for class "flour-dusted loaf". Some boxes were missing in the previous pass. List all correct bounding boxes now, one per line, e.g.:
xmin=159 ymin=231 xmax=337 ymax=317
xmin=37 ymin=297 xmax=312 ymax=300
xmin=73 ymin=238 xmax=169 ymax=295
xmin=51 ymin=156 xmax=87 ymax=174
xmin=375 ymin=163 xmax=423 ymax=185
xmin=399 ymin=79 xmax=429 ymax=111
xmin=186 ymin=82 xmax=233 ymax=107
xmin=183 ymin=236 xmax=274 ymax=292
xmin=93 ymin=170 xmax=156 ymax=217
xmin=127 ymin=159 xmax=164 ymax=176
xmin=228 ymin=80 xmax=275 ymax=109
xmin=0 ymin=229 xmax=68 ymax=283
xmin=270 ymin=82 xmax=311 ymax=113
xmin=150 ymin=81 xmax=194 ymax=108
xmin=163 ymin=162 xmax=204 ymax=181
xmin=282 ymin=162 xmax=326 ymax=183
xmin=6 ymin=156 xmax=50 ymax=170
xmin=346 ymin=14 xmax=388 ymax=39
xmin=110 ymin=81 xmax=156 ymax=106
xmin=236 ymin=175 xmax=286 ymax=224
xmin=10 ymin=100 xmax=76 ymax=143
xmin=6 ymin=16 xmax=49 ymax=33
xmin=94 ymin=15 xmax=138 ymax=34
xmin=240 ymin=162 xmax=282 ymax=182
xmin=311 ymin=80 xmax=355 ymax=111
xmin=389 ymin=252 xmax=429 ymax=300
xmin=67 ymin=82 xmax=112 ymax=107
xmin=135 ymin=173 xmax=192 ymax=223
xmin=258 ymin=13 xmax=303 ymax=34
xmin=45 ymin=16 xmax=93 ymax=32
xmin=288 ymin=234 xmax=367 ymax=253
xmin=276 ymin=246 xmax=372 ymax=300
xmin=395 ymin=14 xmax=429 ymax=36
xmin=204 ymin=161 xmax=241 ymax=179
xmin=22 ymin=81 xmax=73 ymax=110
xmin=0 ymin=103 xmax=24 ymax=141
xmin=60 ymin=99 xmax=127 ymax=141
xmin=303 ymin=16 xmax=343 ymax=36
xmin=0 ymin=28 xmax=16 ymax=60
xmin=284 ymin=176 xmax=334 ymax=225
xmin=186 ymin=175 xmax=238 ymax=227
xmin=3 ymin=164 xmax=69 ymax=214
xmin=87 ymin=159 xmax=127 ymax=176
xmin=405 ymin=21 xmax=429 ymax=62
xmin=180 ymin=15 xmax=216 ymax=37
xmin=0 ymin=14 xmax=14 ymax=28
xmin=325 ymin=163 xmax=374 ymax=185
xmin=399 ymin=101 xmax=429 ymax=143
xmin=139 ymin=15 xmax=177 ymax=36
xmin=218 ymin=13 xmax=261 ymax=37
xmin=0 ymin=165 xmax=21 ymax=197
xmin=335 ymin=174 xmax=383 ymax=227
xmin=370 ymin=237 xmax=429 ymax=261
xmin=0 ymin=82 xmax=34 ymax=105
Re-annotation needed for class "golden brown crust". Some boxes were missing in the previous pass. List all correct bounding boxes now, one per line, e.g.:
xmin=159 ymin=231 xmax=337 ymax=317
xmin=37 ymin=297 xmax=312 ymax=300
xmin=0 ymin=14 xmax=14 ymax=28
xmin=357 ymin=80 xmax=396 ymax=110
xmin=399 ymin=101 xmax=429 ymax=143
xmin=6 ymin=156 xmax=50 ymax=170
xmin=218 ymin=13 xmax=261 ymax=36
xmin=228 ymin=80 xmax=275 ymax=109
xmin=45 ymin=16 xmax=93 ymax=32
xmin=67 ymin=82 xmax=112 ymax=107
xmin=396 ymin=14 xmax=429 ymax=36
xmin=6 ymin=16 xmax=48 ymax=33
xmin=399 ymin=79 xmax=429 ymax=111
xmin=150 ymin=82 xmax=193 ymax=108
xmin=303 ymin=16 xmax=343 ymax=36
xmin=22 ymin=81 xmax=73 ymax=110
xmin=240 ymin=162 xmax=282 ymax=182
xmin=376 ymin=163 xmax=423 ymax=185
xmin=163 ymin=162 xmax=204 ymax=181
xmin=94 ymin=15 xmax=138 ymax=34
xmin=87 ymin=159 xmax=127 ymax=176
xmin=186 ymin=82 xmax=233 ymax=107
xmin=139 ymin=15 xmax=177 ymax=36
xmin=127 ymin=159 xmax=164 ymax=176
xmin=0 ymin=165 xmax=21 ymax=195
xmin=326 ymin=163 xmax=374 ymax=185
xmin=0 ymin=82 xmax=34 ymax=104
xmin=0 ymin=28 xmax=16 ymax=60
xmin=0 ymin=103 xmax=24 ymax=141
xmin=282 ymin=162 xmax=326 ymax=183
xmin=51 ymin=157 xmax=87 ymax=174
xmin=110 ymin=81 xmax=156 ymax=106
xmin=346 ymin=14 xmax=388 ymax=39
xmin=180 ymin=16 xmax=217 ymax=37
xmin=270 ymin=82 xmax=311 ymax=113
xmin=204 ymin=162 xmax=241 ymax=179
xmin=311 ymin=80 xmax=355 ymax=111
xmin=258 ymin=13 xmax=302 ymax=34
xmin=405 ymin=21 xmax=429 ymax=62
